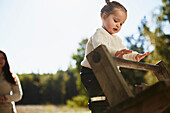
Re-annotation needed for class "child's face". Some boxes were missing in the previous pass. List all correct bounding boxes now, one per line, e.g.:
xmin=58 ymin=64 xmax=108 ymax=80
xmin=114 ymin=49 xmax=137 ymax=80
xmin=102 ymin=8 xmax=127 ymax=35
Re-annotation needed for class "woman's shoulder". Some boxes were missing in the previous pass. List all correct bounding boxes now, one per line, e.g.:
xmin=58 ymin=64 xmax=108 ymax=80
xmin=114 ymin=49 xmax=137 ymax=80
xmin=12 ymin=73 xmax=18 ymax=78
xmin=11 ymin=73 xmax=20 ymax=83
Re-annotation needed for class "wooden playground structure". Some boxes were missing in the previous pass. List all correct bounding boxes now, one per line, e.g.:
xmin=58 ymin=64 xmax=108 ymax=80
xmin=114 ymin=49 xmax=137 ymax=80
xmin=87 ymin=45 xmax=170 ymax=113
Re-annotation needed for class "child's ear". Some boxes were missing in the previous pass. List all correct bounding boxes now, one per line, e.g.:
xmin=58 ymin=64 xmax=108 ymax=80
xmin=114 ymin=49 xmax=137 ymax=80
xmin=101 ymin=13 xmax=107 ymax=21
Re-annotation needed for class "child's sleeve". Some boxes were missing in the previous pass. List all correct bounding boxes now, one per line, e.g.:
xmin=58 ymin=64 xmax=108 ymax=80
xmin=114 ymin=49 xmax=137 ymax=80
xmin=5 ymin=74 xmax=23 ymax=102
xmin=123 ymin=52 xmax=138 ymax=61
xmin=118 ymin=37 xmax=139 ymax=61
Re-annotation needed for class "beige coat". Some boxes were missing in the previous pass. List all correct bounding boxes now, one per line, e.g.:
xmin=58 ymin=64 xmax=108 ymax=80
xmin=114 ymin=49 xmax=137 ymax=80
xmin=0 ymin=73 xmax=23 ymax=113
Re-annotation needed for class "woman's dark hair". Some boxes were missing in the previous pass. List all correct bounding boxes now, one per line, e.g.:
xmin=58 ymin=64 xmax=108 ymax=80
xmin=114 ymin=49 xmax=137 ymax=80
xmin=101 ymin=0 xmax=127 ymax=17
xmin=0 ymin=50 xmax=16 ymax=85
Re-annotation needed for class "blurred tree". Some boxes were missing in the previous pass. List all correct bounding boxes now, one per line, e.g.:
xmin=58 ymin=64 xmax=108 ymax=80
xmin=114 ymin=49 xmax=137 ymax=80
xmin=17 ymin=74 xmax=42 ymax=104
xmin=17 ymin=72 xmax=72 ymax=105
xmin=140 ymin=0 xmax=170 ymax=85
xmin=66 ymin=38 xmax=89 ymax=107
xmin=41 ymin=70 xmax=68 ymax=104
xmin=72 ymin=38 xmax=88 ymax=72
xmin=72 ymin=38 xmax=88 ymax=95
xmin=65 ymin=67 xmax=79 ymax=100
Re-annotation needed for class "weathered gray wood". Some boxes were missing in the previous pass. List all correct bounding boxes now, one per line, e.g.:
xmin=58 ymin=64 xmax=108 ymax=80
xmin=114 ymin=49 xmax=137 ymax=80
xmin=87 ymin=45 xmax=134 ymax=107
xmin=106 ymin=80 xmax=170 ymax=113
xmin=153 ymin=61 xmax=170 ymax=80
xmin=86 ymin=44 xmax=170 ymax=113
xmin=112 ymin=57 xmax=160 ymax=72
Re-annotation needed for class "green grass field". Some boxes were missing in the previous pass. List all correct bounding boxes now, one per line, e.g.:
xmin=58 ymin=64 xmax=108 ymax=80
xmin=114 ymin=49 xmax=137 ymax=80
xmin=16 ymin=105 xmax=91 ymax=113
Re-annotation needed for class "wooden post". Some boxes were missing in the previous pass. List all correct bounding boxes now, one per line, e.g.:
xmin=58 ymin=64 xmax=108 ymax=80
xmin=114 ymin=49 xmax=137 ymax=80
xmin=87 ymin=45 xmax=134 ymax=107
xmin=154 ymin=61 xmax=170 ymax=81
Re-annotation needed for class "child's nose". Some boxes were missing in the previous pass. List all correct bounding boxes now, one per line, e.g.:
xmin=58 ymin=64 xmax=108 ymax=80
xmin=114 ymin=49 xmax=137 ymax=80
xmin=116 ymin=23 xmax=120 ymax=28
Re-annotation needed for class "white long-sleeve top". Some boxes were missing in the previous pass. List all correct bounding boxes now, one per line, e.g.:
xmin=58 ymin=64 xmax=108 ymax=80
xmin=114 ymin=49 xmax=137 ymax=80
xmin=81 ymin=27 xmax=138 ymax=68
xmin=0 ymin=72 xmax=23 ymax=113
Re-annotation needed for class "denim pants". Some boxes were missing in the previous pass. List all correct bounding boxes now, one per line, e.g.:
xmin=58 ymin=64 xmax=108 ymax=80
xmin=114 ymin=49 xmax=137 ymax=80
xmin=80 ymin=66 xmax=109 ymax=113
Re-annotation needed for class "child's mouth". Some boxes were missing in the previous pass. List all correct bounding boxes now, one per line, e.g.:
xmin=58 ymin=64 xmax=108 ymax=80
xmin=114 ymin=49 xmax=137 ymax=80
xmin=113 ymin=28 xmax=118 ymax=31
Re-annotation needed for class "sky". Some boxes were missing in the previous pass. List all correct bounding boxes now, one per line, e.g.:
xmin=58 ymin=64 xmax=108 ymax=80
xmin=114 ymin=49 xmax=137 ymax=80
xmin=0 ymin=0 xmax=163 ymax=74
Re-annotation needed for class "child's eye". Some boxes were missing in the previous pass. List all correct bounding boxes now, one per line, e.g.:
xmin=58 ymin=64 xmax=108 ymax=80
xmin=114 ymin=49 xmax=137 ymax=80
xmin=114 ymin=19 xmax=118 ymax=23
xmin=120 ymin=23 xmax=123 ymax=26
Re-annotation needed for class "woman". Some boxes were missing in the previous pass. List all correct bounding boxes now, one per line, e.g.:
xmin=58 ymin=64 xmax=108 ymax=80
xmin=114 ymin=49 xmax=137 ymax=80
xmin=0 ymin=50 xmax=23 ymax=113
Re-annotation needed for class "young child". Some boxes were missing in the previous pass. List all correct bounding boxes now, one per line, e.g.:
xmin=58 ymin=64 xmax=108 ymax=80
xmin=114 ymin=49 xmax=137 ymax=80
xmin=80 ymin=0 xmax=150 ymax=113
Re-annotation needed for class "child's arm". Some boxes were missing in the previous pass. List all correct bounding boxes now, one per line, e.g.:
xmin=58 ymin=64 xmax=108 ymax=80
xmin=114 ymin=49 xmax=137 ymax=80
xmin=115 ymin=49 xmax=150 ymax=62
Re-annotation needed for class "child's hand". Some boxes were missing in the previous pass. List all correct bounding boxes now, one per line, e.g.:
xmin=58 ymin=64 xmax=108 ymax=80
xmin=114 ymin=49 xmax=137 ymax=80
xmin=136 ymin=52 xmax=150 ymax=62
xmin=115 ymin=49 xmax=132 ymax=58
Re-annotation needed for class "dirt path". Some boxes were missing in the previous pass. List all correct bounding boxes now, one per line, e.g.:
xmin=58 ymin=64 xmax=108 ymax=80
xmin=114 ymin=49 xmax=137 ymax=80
xmin=16 ymin=105 xmax=90 ymax=113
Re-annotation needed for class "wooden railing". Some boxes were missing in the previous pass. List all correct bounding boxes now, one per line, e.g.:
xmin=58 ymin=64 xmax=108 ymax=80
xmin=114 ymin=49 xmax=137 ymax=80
xmin=87 ymin=45 xmax=170 ymax=113
xmin=112 ymin=56 xmax=170 ymax=81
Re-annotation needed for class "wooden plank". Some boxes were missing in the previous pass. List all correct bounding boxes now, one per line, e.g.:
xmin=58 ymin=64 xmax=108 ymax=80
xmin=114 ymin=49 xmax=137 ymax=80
xmin=87 ymin=45 xmax=134 ymax=107
xmin=112 ymin=57 xmax=160 ymax=72
xmin=154 ymin=61 xmax=170 ymax=81
xmin=106 ymin=80 xmax=170 ymax=113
